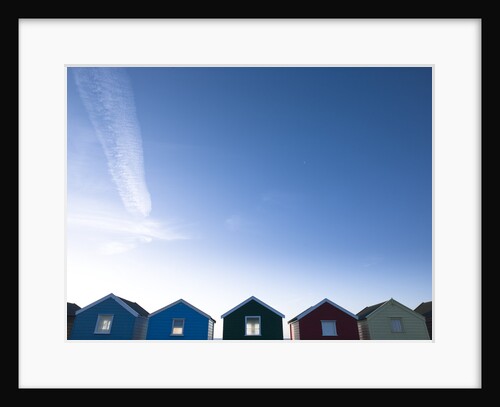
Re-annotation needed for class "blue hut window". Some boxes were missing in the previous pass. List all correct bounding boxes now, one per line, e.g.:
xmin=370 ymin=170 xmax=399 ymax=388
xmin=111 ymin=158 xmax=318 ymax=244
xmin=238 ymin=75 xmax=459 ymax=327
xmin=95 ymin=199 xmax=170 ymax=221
xmin=94 ymin=314 xmax=113 ymax=334
xmin=171 ymin=319 xmax=185 ymax=336
xmin=245 ymin=316 xmax=261 ymax=336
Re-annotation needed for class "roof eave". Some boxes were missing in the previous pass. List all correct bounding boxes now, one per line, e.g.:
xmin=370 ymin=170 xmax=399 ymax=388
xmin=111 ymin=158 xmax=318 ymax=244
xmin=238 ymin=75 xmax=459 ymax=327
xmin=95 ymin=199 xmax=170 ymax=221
xmin=74 ymin=293 xmax=140 ymax=317
xmin=221 ymin=296 xmax=285 ymax=319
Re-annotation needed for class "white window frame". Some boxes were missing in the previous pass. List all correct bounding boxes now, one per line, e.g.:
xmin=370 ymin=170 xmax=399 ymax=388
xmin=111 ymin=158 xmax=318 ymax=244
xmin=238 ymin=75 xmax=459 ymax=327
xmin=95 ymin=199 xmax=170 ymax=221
xmin=321 ymin=320 xmax=337 ymax=336
xmin=390 ymin=318 xmax=404 ymax=333
xmin=245 ymin=316 xmax=261 ymax=336
xmin=94 ymin=314 xmax=114 ymax=334
xmin=171 ymin=318 xmax=185 ymax=336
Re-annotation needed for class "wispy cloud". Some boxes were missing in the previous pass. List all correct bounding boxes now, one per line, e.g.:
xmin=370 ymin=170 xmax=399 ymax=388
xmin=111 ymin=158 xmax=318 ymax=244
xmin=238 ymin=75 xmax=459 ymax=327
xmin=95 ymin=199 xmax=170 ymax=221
xmin=69 ymin=214 xmax=186 ymax=240
xmin=68 ymin=212 xmax=189 ymax=254
xmin=100 ymin=241 xmax=138 ymax=255
xmin=73 ymin=68 xmax=151 ymax=217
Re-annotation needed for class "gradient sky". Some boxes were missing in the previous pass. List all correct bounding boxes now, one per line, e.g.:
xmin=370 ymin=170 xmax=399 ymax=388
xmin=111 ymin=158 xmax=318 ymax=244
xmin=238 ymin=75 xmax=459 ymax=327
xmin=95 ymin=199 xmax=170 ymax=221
xmin=66 ymin=67 xmax=432 ymax=339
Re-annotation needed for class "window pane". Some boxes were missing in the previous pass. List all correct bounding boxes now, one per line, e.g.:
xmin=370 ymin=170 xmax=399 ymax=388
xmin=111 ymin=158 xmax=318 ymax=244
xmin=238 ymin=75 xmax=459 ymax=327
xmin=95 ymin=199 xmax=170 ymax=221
xmin=172 ymin=319 xmax=184 ymax=335
xmin=246 ymin=317 xmax=260 ymax=335
xmin=321 ymin=321 xmax=337 ymax=336
xmin=96 ymin=315 xmax=113 ymax=333
xmin=391 ymin=319 xmax=402 ymax=332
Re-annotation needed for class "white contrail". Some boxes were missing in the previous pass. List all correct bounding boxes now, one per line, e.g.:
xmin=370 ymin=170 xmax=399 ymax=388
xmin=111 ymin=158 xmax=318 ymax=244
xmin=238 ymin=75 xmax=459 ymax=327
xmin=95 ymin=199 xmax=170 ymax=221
xmin=68 ymin=213 xmax=188 ymax=242
xmin=73 ymin=68 xmax=152 ymax=217
xmin=68 ymin=212 xmax=190 ymax=254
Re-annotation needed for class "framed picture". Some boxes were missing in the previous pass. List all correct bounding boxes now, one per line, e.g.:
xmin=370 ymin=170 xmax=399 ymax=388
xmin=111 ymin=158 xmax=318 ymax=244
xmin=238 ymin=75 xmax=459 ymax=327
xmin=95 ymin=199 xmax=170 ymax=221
xmin=19 ymin=18 xmax=482 ymax=389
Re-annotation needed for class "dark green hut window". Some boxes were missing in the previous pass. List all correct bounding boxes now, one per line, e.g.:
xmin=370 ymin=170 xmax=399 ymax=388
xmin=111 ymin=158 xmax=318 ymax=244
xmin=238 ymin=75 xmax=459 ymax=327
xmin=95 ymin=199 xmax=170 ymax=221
xmin=245 ymin=316 xmax=261 ymax=336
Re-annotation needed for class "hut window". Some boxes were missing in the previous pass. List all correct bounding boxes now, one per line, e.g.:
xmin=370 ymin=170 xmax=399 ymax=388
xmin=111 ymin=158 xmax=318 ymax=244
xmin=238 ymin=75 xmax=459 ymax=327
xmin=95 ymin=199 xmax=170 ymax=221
xmin=390 ymin=318 xmax=403 ymax=333
xmin=321 ymin=320 xmax=337 ymax=336
xmin=171 ymin=319 xmax=185 ymax=335
xmin=245 ymin=316 xmax=261 ymax=336
xmin=94 ymin=314 xmax=113 ymax=334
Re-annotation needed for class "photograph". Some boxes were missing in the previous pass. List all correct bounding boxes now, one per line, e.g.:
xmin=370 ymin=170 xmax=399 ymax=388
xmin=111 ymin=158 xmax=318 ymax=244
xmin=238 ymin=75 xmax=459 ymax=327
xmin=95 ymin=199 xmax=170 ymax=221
xmin=66 ymin=66 xmax=432 ymax=342
xmin=20 ymin=19 xmax=481 ymax=388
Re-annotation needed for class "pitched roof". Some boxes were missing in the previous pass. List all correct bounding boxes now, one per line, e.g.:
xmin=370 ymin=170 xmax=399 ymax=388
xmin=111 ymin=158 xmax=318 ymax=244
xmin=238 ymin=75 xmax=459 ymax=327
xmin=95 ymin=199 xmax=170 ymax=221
xmin=221 ymin=296 xmax=285 ymax=319
xmin=357 ymin=298 xmax=426 ymax=321
xmin=75 ymin=293 xmax=149 ymax=317
xmin=356 ymin=301 xmax=387 ymax=320
xmin=149 ymin=299 xmax=215 ymax=322
xmin=288 ymin=306 xmax=313 ymax=323
xmin=288 ymin=298 xmax=358 ymax=323
xmin=117 ymin=297 xmax=149 ymax=317
xmin=414 ymin=301 xmax=432 ymax=317
xmin=67 ymin=302 xmax=81 ymax=316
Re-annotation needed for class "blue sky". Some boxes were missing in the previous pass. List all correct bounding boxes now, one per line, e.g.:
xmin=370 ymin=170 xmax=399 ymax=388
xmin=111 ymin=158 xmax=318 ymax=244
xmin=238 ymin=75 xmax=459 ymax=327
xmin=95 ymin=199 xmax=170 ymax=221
xmin=67 ymin=67 xmax=432 ymax=339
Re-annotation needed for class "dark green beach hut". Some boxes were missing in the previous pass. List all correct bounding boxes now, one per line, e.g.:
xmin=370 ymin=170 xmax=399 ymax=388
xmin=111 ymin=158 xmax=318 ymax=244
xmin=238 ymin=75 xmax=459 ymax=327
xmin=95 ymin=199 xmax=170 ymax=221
xmin=221 ymin=296 xmax=285 ymax=340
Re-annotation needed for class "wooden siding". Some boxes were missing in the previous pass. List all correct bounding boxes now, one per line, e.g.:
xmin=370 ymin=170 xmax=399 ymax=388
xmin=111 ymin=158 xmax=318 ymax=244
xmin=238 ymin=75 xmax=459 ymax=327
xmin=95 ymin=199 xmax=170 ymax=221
xmin=366 ymin=302 xmax=430 ymax=340
xmin=357 ymin=319 xmax=371 ymax=340
xmin=425 ymin=316 xmax=432 ymax=339
xmin=132 ymin=316 xmax=149 ymax=340
xmin=296 ymin=302 xmax=359 ymax=340
xmin=69 ymin=297 xmax=138 ymax=340
xmin=67 ymin=316 xmax=75 ymax=339
xmin=147 ymin=302 xmax=211 ymax=340
xmin=208 ymin=319 xmax=214 ymax=340
xmin=222 ymin=299 xmax=283 ymax=340
xmin=290 ymin=321 xmax=300 ymax=340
